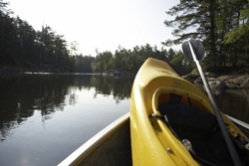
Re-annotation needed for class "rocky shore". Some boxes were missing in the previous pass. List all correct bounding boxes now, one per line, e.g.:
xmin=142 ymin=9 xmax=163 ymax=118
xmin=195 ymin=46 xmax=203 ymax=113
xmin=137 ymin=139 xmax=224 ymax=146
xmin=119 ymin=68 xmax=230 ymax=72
xmin=183 ymin=73 xmax=249 ymax=94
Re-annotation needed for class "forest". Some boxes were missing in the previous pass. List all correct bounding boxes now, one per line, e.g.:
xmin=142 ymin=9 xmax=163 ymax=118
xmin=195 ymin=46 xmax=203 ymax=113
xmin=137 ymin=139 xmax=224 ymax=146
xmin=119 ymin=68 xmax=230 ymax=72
xmin=164 ymin=0 xmax=249 ymax=73
xmin=1 ymin=0 xmax=249 ymax=75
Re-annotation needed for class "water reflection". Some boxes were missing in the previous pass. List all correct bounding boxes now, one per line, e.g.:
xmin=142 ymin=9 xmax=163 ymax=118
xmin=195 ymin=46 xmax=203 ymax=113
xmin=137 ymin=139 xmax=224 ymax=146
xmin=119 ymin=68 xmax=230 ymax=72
xmin=1 ymin=74 xmax=248 ymax=166
xmin=0 ymin=75 xmax=133 ymax=142
xmin=0 ymin=75 xmax=72 ymax=141
xmin=91 ymin=76 xmax=133 ymax=102
xmin=216 ymin=89 xmax=249 ymax=123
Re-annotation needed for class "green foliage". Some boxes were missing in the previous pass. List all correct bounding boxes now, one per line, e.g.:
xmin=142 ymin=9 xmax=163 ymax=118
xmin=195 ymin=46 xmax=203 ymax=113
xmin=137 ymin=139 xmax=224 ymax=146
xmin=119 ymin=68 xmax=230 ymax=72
xmin=73 ymin=55 xmax=94 ymax=73
xmin=164 ymin=0 xmax=249 ymax=73
xmin=0 ymin=1 xmax=193 ymax=74
xmin=0 ymin=1 xmax=74 ymax=72
xmin=110 ymin=44 xmax=168 ymax=73
xmin=89 ymin=44 xmax=194 ymax=75
xmin=164 ymin=0 xmax=218 ymax=63
xmin=91 ymin=51 xmax=113 ymax=72
xmin=170 ymin=51 xmax=195 ymax=75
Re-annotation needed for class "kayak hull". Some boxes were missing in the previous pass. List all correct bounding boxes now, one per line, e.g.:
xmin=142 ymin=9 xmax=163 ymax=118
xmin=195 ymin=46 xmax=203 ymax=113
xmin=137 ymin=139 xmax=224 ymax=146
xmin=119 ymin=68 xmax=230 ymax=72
xmin=58 ymin=113 xmax=131 ymax=166
xmin=130 ymin=58 xmax=248 ymax=165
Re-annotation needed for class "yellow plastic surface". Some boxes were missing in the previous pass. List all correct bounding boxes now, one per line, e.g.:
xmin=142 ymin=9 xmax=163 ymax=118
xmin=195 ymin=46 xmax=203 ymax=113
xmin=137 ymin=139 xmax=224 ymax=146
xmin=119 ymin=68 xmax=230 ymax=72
xmin=130 ymin=58 xmax=248 ymax=166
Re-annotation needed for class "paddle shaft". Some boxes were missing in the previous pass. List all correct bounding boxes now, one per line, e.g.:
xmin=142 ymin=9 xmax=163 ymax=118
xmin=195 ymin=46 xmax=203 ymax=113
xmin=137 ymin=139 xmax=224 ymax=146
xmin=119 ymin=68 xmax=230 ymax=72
xmin=188 ymin=42 xmax=241 ymax=166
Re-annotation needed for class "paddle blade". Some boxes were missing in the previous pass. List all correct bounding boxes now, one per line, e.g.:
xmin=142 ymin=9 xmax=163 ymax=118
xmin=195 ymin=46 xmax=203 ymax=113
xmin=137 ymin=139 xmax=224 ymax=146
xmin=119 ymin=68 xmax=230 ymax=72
xmin=182 ymin=40 xmax=205 ymax=61
xmin=182 ymin=41 xmax=192 ymax=59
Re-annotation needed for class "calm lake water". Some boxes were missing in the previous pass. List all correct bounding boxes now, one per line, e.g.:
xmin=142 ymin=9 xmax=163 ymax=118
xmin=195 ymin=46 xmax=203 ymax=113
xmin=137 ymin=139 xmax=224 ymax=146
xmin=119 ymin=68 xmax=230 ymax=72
xmin=0 ymin=74 xmax=248 ymax=166
xmin=0 ymin=75 xmax=132 ymax=166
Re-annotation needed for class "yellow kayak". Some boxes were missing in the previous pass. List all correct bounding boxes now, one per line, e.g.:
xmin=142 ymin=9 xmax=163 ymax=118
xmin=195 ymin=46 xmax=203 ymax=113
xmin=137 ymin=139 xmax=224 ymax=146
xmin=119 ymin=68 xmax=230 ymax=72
xmin=130 ymin=58 xmax=249 ymax=165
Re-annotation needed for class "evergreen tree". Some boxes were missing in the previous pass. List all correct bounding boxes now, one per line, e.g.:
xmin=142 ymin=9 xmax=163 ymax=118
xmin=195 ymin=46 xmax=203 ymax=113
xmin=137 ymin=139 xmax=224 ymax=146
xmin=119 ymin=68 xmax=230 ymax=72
xmin=73 ymin=55 xmax=94 ymax=73
xmin=164 ymin=0 xmax=218 ymax=67
xmin=164 ymin=0 xmax=249 ymax=72
xmin=221 ymin=0 xmax=248 ymax=67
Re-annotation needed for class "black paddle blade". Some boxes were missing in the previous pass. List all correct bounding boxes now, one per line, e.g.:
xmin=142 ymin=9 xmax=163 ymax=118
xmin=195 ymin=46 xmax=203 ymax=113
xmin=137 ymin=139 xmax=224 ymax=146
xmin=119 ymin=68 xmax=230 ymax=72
xmin=182 ymin=40 xmax=205 ymax=61
xmin=182 ymin=41 xmax=192 ymax=59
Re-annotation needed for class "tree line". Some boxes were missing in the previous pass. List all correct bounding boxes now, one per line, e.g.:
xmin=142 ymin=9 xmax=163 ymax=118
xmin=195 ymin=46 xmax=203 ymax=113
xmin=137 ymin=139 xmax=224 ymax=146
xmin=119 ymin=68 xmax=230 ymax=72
xmin=164 ymin=0 xmax=249 ymax=73
xmin=1 ymin=1 xmax=74 ymax=72
xmin=1 ymin=0 xmax=249 ymax=75
xmin=91 ymin=45 xmax=194 ymax=75
xmin=1 ymin=0 xmax=193 ymax=75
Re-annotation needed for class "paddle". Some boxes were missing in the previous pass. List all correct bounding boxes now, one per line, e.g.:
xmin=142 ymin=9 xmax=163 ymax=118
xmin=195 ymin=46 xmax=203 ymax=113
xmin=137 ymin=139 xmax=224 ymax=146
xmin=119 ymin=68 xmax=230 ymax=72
xmin=182 ymin=40 xmax=241 ymax=166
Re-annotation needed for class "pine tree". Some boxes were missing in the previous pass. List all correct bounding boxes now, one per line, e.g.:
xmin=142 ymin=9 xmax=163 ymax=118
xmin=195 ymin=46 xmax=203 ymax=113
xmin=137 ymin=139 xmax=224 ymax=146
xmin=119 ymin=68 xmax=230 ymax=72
xmin=164 ymin=0 xmax=219 ymax=69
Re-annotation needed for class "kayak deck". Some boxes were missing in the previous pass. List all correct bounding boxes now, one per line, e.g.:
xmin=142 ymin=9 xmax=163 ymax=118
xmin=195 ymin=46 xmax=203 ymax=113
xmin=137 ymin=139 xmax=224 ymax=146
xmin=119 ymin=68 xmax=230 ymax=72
xmin=156 ymin=91 xmax=239 ymax=165
xmin=130 ymin=58 xmax=249 ymax=165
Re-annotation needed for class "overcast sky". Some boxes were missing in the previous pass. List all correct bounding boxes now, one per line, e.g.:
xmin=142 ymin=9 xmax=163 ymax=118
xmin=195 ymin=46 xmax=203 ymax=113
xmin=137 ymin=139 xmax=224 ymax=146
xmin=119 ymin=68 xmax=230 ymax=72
xmin=9 ymin=0 xmax=180 ymax=56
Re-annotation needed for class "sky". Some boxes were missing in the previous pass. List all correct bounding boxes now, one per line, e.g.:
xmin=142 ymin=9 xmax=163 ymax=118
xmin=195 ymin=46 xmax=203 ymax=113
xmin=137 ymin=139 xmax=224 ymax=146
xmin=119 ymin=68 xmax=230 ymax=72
xmin=8 ymin=0 xmax=180 ymax=56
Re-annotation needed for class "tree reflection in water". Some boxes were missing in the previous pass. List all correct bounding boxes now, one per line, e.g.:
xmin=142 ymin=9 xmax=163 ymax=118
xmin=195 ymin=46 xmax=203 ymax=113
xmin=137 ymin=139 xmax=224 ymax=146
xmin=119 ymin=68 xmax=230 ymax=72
xmin=0 ymin=75 xmax=133 ymax=142
xmin=1 ymin=74 xmax=247 ymax=144
xmin=216 ymin=89 xmax=249 ymax=123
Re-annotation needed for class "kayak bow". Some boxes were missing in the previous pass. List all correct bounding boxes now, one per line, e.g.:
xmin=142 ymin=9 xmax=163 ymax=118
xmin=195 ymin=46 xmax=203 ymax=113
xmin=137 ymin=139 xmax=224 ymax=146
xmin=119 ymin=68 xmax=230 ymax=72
xmin=130 ymin=58 xmax=249 ymax=165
